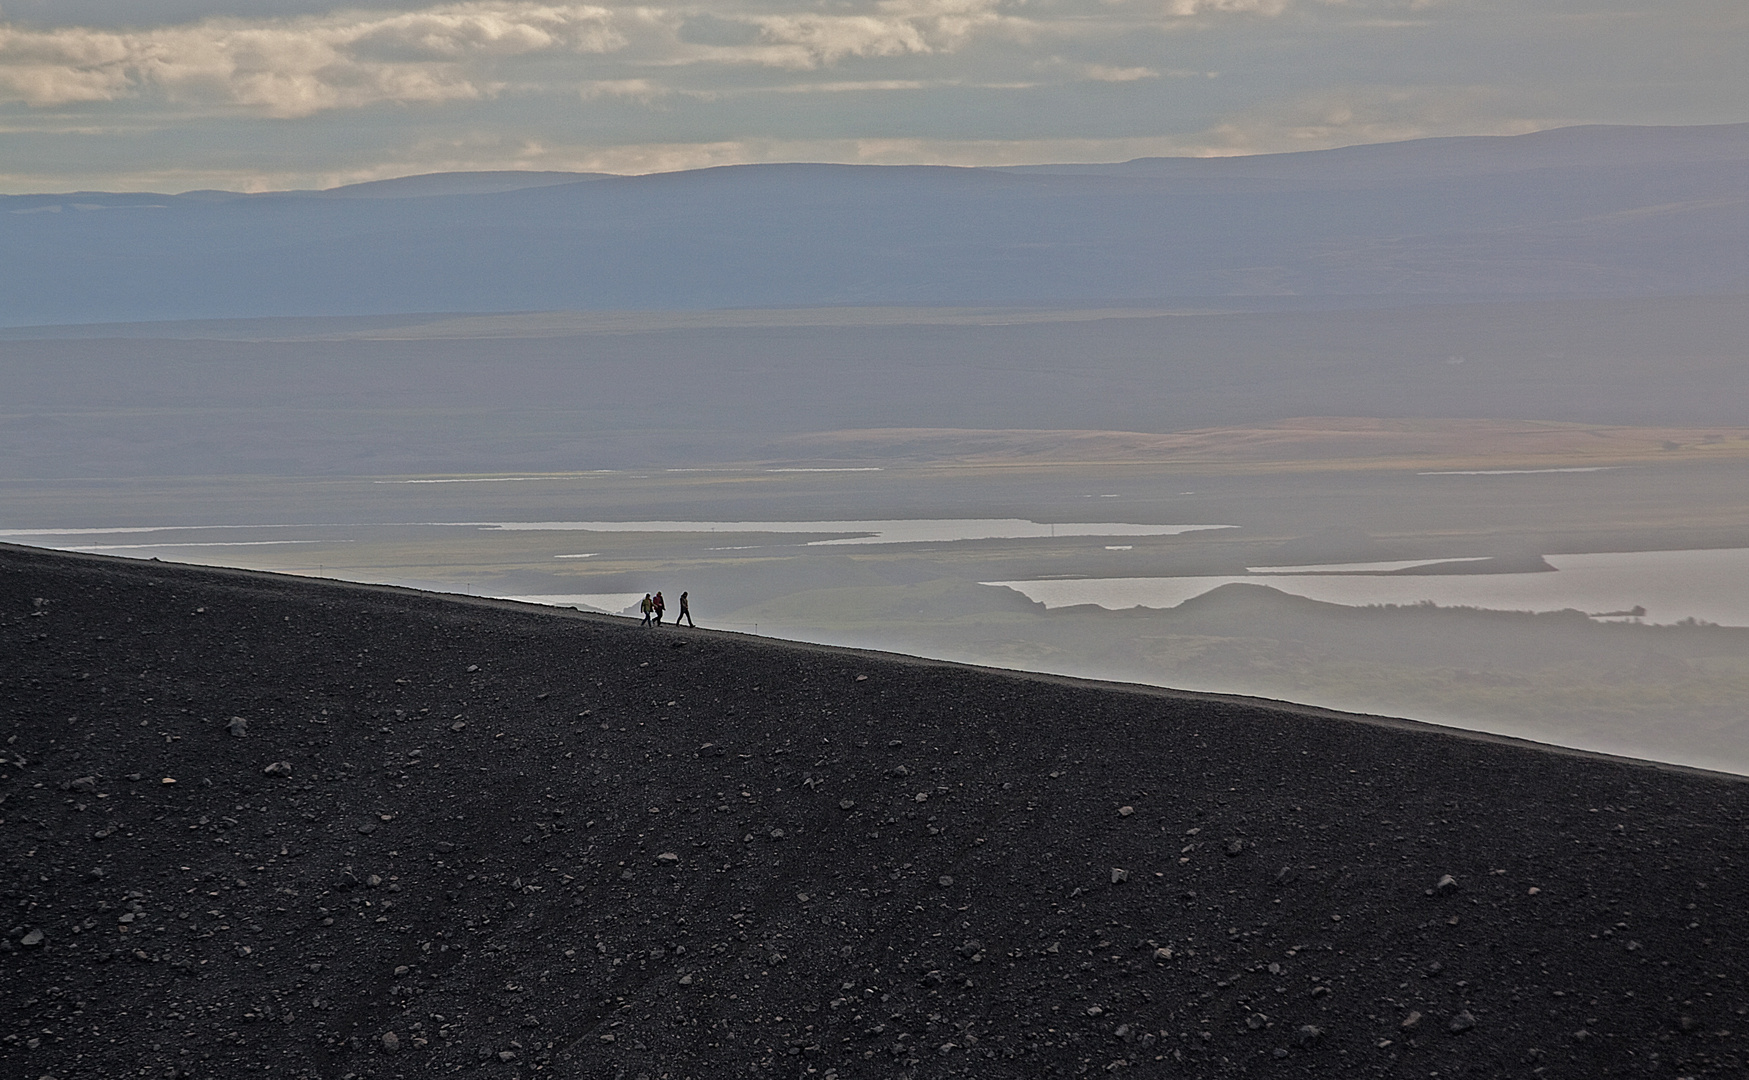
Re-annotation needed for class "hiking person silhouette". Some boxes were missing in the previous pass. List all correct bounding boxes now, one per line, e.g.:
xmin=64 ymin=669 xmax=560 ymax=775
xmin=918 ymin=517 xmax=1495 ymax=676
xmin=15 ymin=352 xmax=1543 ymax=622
xmin=653 ymin=591 xmax=665 ymax=626
xmin=676 ymin=591 xmax=694 ymax=627
xmin=640 ymin=594 xmax=654 ymax=626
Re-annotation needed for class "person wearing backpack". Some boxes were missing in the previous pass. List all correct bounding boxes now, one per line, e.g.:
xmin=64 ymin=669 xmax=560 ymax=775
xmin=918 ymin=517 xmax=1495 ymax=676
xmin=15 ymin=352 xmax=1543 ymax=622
xmin=653 ymin=591 xmax=666 ymax=626
xmin=640 ymin=593 xmax=655 ymax=626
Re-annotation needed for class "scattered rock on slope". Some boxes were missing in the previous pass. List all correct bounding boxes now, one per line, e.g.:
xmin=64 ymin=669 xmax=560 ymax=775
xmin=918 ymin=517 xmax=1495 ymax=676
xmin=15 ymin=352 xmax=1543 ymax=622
xmin=2 ymin=542 xmax=1748 ymax=1079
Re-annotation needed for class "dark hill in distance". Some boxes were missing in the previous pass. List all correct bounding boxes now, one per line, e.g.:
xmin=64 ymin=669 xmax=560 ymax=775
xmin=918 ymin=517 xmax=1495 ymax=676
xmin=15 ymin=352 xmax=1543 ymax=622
xmin=5 ymin=544 xmax=1749 ymax=1078
xmin=4 ymin=123 xmax=1748 ymax=325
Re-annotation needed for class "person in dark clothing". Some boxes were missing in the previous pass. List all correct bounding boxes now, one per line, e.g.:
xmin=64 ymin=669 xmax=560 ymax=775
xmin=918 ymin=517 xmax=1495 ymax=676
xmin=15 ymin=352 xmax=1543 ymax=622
xmin=676 ymin=591 xmax=694 ymax=627
xmin=653 ymin=591 xmax=665 ymax=626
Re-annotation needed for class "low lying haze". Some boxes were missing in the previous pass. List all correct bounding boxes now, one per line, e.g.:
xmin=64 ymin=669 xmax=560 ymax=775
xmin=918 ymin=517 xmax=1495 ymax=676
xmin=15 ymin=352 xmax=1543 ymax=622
xmin=1 ymin=0 xmax=1746 ymax=191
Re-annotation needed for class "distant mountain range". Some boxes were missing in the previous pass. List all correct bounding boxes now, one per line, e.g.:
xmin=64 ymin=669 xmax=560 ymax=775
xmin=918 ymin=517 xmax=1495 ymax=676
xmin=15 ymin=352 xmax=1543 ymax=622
xmin=3 ymin=123 xmax=1747 ymax=326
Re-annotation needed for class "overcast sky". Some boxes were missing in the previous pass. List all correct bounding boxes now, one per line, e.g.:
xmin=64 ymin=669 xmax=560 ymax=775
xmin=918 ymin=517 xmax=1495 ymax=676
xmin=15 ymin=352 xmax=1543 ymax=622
xmin=0 ymin=0 xmax=1744 ymax=192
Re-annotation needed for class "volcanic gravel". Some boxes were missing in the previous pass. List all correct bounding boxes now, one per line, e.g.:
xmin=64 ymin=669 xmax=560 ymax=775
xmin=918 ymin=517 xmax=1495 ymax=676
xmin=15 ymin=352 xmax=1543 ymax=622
xmin=5 ymin=543 xmax=1749 ymax=1080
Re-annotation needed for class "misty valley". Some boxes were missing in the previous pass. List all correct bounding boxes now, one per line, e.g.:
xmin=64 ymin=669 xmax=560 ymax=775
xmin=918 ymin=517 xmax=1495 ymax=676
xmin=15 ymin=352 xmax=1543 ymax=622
xmin=6 ymin=126 xmax=1749 ymax=777
xmin=6 ymin=441 xmax=1749 ymax=776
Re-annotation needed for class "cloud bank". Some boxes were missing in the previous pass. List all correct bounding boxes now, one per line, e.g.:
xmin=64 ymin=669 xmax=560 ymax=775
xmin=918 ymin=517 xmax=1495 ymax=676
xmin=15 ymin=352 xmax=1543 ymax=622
xmin=0 ymin=0 xmax=1291 ymax=116
xmin=0 ymin=4 xmax=627 ymax=115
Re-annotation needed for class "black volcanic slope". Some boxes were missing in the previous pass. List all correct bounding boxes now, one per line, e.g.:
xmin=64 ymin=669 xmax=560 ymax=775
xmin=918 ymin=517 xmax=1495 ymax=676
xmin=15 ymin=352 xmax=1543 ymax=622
xmin=4 ymin=544 xmax=1749 ymax=1079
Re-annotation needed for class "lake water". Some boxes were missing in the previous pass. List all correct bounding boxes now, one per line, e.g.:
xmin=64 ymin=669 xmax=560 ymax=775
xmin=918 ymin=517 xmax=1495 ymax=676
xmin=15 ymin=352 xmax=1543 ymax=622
xmin=986 ymin=547 xmax=1749 ymax=626
xmin=498 ymin=593 xmax=647 ymax=615
xmin=1 ymin=518 xmax=1231 ymax=552
xmin=452 ymin=519 xmax=1233 ymax=546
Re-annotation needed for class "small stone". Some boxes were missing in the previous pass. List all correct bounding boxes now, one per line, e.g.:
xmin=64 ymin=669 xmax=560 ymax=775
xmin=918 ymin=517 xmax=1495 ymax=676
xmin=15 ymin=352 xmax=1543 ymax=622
xmin=69 ymin=776 xmax=98 ymax=793
xmin=914 ymin=792 xmax=929 ymax=803
xmin=20 ymin=929 xmax=43 ymax=947
xmin=1117 ymin=806 xmax=1134 ymax=817
xmin=1273 ymin=1047 xmax=1289 ymax=1059
xmin=1295 ymin=1024 xmax=1323 ymax=1047
xmin=1246 ymin=1014 xmax=1266 ymax=1030
xmin=657 ymin=852 xmax=679 ymax=864
xmin=839 ymin=798 xmax=855 ymax=810
xmin=1527 ymin=886 xmax=1540 ymax=895
xmin=467 ymin=665 xmax=479 ymax=673
xmin=679 ymin=974 xmax=693 ymax=985
xmin=394 ymin=965 xmax=409 ymax=977
xmin=436 ymin=841 xmax=455 ymax=853
xmin=1225 ymin=839 xmax=1245 ymax=857
xmin=938 ymin=1042 xmax=955 ymax=1055
xmin=1449 ymin=1011 xmax=1476 ymax=1034
xmin=1110 ymin=868 xmax=1129 ymax=884
xmin=1433 ymin=874 xmax=1458 ymax=895
xmin=366 ymin=874 xmax=382 ymax=887
xmin=262 ymin=761 xmax=293 ymax=776
xmin=938 ymin=875 xmax=953 ymax=887
xmin=381 ymin=1032 xmax=401 ymax=1053
xmin=225 ymin=716 xmax=248 ymax=738
xmin=1152 ymin=947 xmax=1173 ymax=963
xmin=1400 ymin=1011 xmax=1422 ymax=1030
xmin=1086 ymin=1006 xmax=1104 ymax=1017
xmin=358 ymin=822 xmax=378 ymax=835
xmin=497 ymin=1050 xmax=516 ymax=1062
xmin=160 ymin=777 xmax=175 ymax=785
xmin=855 ymin=674 xmax=868 ymax=682
xmin=450 ymin=721 xmax=466 ymax=732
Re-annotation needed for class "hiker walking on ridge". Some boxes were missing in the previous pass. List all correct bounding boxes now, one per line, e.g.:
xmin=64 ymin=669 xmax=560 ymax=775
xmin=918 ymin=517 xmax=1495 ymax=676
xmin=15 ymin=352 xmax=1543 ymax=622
xmin=676 ymin=590 xmax=694 ymax=627
xmin=653 ymin=591 xmax=666 ymax=626
xmin=640 ymin=593 xmax=654 ymax=626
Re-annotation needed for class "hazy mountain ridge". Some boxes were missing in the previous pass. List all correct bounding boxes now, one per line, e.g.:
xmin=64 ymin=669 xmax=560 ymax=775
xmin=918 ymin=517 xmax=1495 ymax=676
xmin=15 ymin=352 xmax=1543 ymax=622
xmin=4 ymin=124 xmax=1748 ymax=325
xmin=1017 ymin=122 xmax=1749 ymax=180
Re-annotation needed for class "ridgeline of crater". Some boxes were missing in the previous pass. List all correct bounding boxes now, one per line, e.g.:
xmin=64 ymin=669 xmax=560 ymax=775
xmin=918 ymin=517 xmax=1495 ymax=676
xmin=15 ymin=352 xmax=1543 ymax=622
xmin=4 ymin=542 xmax=1748 ymax=1078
